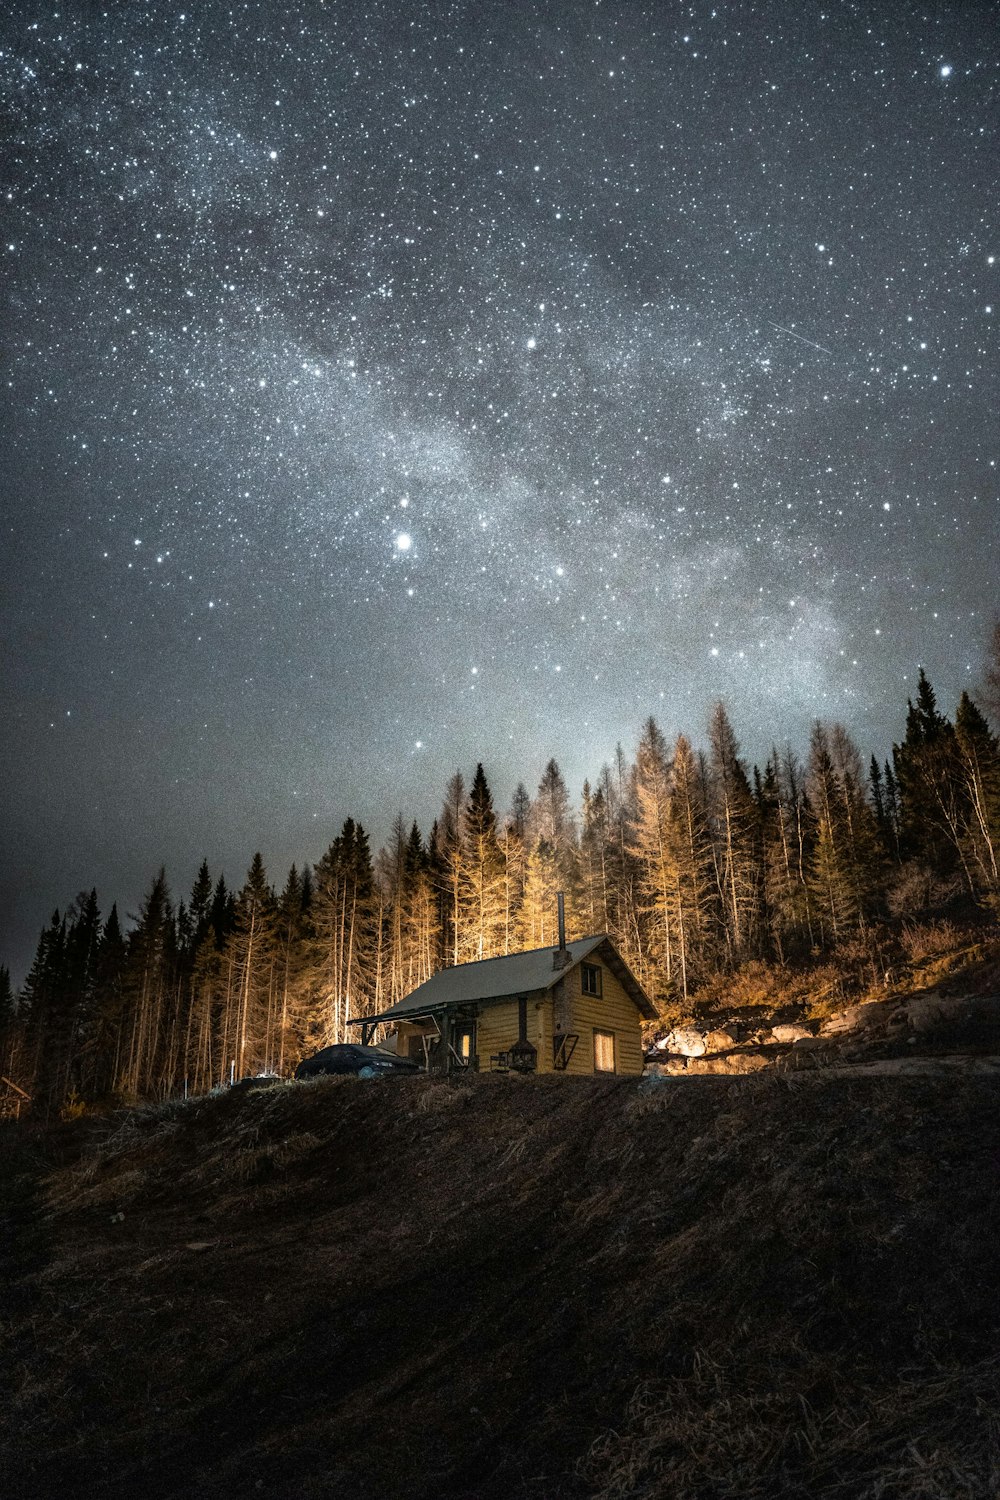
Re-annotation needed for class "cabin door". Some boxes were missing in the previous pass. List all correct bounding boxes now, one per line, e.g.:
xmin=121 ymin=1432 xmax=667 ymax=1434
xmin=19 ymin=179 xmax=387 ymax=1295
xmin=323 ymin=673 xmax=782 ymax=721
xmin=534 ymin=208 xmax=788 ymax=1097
xmin=453 ymin=1021 xmax=475 ymax=1069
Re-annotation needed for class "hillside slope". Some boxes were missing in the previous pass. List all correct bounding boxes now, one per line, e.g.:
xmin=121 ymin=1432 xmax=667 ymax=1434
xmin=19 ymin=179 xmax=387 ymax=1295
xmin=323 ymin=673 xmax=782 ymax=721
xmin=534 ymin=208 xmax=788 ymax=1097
xmin=3 ymin=1073 xmax=1000 ymax=1499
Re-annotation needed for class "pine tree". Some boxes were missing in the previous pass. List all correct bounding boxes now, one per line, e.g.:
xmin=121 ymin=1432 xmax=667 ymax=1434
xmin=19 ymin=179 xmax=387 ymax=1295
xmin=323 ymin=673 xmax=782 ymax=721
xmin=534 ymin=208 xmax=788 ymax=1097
xmin=311 ymin=820 xmax=379 ymax=1045
xmin=435 ymin=772 xmax=467 ymax=966
xmin=460 ymin=765 xmax=507 ymax=961
xmin=579 ymin=781 xmax=611 ymax=936
xmin=60 ymin=889 xmax=102 ymax=1100
xmin=595 ymin=752 xmax=642 ymax=971
xmin=21 ymin=910 xmax=70 ymax=1111
xmin=759 ymin=750 xmax=815 ymax=958
xmin=86 ymin=904 xmax=128 ymax=1099
xmin=668 ymin=732 xmax=719 ymax=990
xmin=379 ymin=814 xmax=412 ymax=1006
xmin=499 ymin=784 xmax=531 ymax=953
xmin=629 ymin=717 xmax=676 ymax=1005
xmin=120 ymin=871 xmax=176 ymax=1100
xmin=522 ymin=759 xmax=579 ymax=944
xmin=894 ymin=671 xmax=976 ymax=892
xmin=807 ymin=723 xmax=883 ymax=941
xmin=402 ymin=823 xmax=437 ymax=991
xmin=226 ymin=854 xmax=277 ymax=1079
xmin=707 ymin=703 xmax=764 ymax=963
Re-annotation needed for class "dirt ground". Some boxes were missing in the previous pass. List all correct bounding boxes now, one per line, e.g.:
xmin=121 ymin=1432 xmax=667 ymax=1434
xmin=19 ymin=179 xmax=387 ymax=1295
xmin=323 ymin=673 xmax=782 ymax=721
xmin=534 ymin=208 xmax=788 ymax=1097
xmin=3 ymin=1070 xmax=1000 ymax=1499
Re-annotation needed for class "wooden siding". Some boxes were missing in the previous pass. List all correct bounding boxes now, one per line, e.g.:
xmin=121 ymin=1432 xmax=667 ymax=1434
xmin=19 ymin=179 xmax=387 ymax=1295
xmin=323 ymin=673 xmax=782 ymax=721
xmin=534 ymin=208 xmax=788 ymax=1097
xmin=392 ymin=1021 xmax=430 ymax=1060
xmin=476 ymin=995 xmax=545 ymax=1069
xmin=559 ymin=960 xmax=644 ymax=1075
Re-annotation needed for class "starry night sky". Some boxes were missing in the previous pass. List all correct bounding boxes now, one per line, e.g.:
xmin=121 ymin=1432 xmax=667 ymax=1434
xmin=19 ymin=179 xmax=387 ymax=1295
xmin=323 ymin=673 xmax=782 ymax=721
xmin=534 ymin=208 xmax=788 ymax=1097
xmin=1 ymin=1 xmax=997 ymax=980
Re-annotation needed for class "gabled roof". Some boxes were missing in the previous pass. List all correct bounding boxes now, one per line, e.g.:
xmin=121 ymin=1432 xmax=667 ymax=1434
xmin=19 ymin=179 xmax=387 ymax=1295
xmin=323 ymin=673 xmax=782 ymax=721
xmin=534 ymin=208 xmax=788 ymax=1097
xmin=351 ymin=934 xmax=657 ymax=1025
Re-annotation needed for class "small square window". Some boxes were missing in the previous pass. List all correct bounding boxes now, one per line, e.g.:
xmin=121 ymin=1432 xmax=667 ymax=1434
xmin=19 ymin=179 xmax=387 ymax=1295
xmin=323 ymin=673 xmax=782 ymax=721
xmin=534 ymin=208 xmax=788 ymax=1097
xmin=593 ymin=1029 xmax=615 ymax=1072
xmin=581 ymin=963 xmax=602 ymax=996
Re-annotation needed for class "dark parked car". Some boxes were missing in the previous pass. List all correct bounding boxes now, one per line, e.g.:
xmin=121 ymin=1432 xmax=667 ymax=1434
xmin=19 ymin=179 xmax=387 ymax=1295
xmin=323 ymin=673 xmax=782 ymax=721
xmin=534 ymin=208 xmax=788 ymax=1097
xmin=294 ymin=1044 xmax=421 ymax=1080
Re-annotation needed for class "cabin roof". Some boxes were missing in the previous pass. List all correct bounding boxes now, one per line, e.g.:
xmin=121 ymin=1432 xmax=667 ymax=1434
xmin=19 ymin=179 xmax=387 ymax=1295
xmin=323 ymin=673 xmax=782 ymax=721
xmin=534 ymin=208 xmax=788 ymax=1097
xmin=350 ymin=934 xmax=657 ymax=1025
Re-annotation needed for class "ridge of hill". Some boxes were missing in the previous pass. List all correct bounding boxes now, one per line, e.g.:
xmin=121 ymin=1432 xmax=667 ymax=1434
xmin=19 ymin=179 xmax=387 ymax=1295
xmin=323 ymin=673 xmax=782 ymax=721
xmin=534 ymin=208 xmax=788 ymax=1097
xmin=3 ymin=1067 xmax=1000 ymax=1499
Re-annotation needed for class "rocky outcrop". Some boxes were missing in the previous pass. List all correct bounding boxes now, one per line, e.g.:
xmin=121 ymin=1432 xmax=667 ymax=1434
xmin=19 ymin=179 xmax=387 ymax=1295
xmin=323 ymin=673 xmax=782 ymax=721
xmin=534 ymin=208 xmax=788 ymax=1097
xmin=646 ymin=989 xmax=1000 ymax=1076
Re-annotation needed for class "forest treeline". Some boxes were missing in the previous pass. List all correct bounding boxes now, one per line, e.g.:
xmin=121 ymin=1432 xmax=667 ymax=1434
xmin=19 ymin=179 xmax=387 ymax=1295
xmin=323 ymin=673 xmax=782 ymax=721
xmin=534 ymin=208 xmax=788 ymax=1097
xmin=2 ymin=670 xmax=999 ymax=1113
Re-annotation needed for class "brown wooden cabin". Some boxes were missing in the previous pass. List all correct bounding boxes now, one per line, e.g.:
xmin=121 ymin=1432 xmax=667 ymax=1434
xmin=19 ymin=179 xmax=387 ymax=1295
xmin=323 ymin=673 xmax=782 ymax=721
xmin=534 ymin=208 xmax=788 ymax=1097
xmin=349 ymin=934 xmax=656 ymax=1076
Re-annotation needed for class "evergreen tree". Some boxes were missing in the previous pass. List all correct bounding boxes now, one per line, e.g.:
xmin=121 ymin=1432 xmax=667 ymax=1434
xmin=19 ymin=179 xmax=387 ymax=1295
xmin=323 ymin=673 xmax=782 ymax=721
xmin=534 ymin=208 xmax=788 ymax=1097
xmin=807 ymin=723 xmax=883 ymax=940
xmin=499 ymin=784 xmax=531 ymax=953
xmin=227 ymin=854 xmax=277 ymax=1079
xmin=379 ymin=814 xmax=411 ymax=1006
xmin=669 ymin=732 xmax=720 ymax=987
xmin=21 ymin=910 xmax=68 ymax=1111
xmin=434 ymin=772 xmax=467 ymax=966
xmin=629 ymin=717 xmax=676 ymax=1005
xmin=759 ymin=750 xmax=815 ymax=958
xmin=120 ymin=871 xmax=176 ymax=1100
xmin=595 ymin=752 xmax=642 ymax=971
xmin=401 ymin=823 xmax=437 ymax=991
xmin=522 ymin=759 xmax=579 ymax=944
xmin=894 ymin=671 xmax=976 ymax=892
xmin=460 ymin=765 xmax=507 ymax=961
xmin=60 ymin=889 xmax=102 ymax=1100
xmin=579 ymin=781 xmax=611 ymax=936
xmin=89 ymin=904 xmax=128 ymax=1098
xmin=707 ymin=703 xmax=764 ymax=963
xmin=311 ymin=820 xmax=379 ymax=1045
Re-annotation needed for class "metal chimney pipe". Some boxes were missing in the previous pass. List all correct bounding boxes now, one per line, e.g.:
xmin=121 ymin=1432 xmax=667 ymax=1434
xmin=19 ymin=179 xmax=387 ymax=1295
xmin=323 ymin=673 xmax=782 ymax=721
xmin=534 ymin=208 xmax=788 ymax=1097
xmin=557 ymin=892 xmax=566 ymax=951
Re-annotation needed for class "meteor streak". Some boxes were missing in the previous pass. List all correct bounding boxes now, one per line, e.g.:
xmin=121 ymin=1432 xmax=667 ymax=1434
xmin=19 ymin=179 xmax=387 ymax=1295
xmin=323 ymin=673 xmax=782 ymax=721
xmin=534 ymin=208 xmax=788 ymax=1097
xmin=765 ymin=320 xmax=834 ymax=355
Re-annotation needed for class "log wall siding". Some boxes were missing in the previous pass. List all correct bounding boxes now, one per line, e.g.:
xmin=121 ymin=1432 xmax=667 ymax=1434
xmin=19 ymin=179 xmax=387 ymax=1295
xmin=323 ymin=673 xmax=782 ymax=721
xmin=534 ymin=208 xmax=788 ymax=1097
xmin=476 ymin=995 xmax=546 ymax=1069
xmin=561 ymin=962 xmax=645 ymax=1075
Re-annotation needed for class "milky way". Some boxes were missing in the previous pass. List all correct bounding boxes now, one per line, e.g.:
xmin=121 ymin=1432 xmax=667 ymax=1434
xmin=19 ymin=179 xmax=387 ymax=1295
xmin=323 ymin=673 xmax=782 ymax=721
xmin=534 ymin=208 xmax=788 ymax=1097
xmin=1 ymin=1 xmax=997 ymax=977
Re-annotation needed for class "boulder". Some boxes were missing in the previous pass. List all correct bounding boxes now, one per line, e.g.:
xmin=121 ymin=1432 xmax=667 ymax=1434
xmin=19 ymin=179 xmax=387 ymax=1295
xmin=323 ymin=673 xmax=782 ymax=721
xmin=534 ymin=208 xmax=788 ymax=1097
xmin=705 ymin=1029 xmax=738 ymax=1053
xmin=820 ymin=1000 xmax=894 ymax=1037
xmin=771 ymin=1024 xmax=813 ymax=1044
xmin=664 ymin=1028 xmax=707 ymax=1057
xmin=904 ymin=991 xmax=952 ymax=1034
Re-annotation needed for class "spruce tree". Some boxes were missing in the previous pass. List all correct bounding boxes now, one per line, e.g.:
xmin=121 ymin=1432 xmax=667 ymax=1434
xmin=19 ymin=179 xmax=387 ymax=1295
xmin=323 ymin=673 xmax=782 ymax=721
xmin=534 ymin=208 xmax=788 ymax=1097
xmin=707 ymin=703 xmax=764 ymax=963
xmin=667 ymin=733 xmax=718 ymax=998
xmin=523 ymin=759 xmax=579 ymax=943
xmin=460 ymin=765 xmax=507 ymax=961
xmin=311 ymin=820 xmax=379 ymax=1045
xmin=499 ymin=785 xmax=531 ymax=953
xmin=629 ymin=717 xmax=676 ymax=1005
xmin=227 ymin=854 xmax=277 ymax=1079
xmin=894 ymin=671 xmax=976 ymax=892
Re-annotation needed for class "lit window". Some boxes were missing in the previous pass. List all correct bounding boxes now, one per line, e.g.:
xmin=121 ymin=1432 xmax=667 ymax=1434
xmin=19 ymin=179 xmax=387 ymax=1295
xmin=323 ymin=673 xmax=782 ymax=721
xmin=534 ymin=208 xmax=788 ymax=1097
xmin=581 ymin=963 xmax=602 ymax=996
xmin=594 ymin=1030 xmax=615 ymax=1072
xmin=454 ymin=1023 xmax=475 ymax=1064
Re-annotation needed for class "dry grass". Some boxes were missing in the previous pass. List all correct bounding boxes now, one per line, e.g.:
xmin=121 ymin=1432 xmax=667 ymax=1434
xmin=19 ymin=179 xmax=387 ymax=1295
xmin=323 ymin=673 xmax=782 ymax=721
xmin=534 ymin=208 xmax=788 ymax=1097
xmin=4 ymin=1073 xmax=1000 ymax=1500
xmin=900 ymin=919 xmax=965 ymax=962
xmin=581 ymin=1351 xmax=1000 ymax=1499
